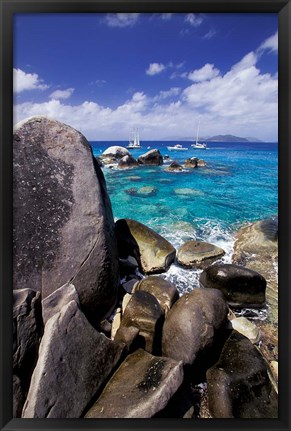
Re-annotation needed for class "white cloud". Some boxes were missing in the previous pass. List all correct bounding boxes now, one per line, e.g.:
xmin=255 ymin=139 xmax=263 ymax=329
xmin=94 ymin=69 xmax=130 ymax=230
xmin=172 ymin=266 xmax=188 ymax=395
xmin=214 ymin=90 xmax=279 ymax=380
xmin=13 ymin=39 xmax=278 ymax=142
xmin=146 ymin=63 xmax=166 ymax=76
xmin=13 ymin=68 xmax=48 ymax=93
xmin=185 ymin=13 xmax=203 ymax=27
xmin=258 ymin=31 xmax=278 ymax=53
xmin=49 ymin=88 xmax=75 ymax=100
xmin=203 ymin=29 xmax=216 ymax=40
xmin=105 ymin=13 xmax=139 ymax=28
xmin=188 ymin=63 xmax=220 ymax=82
xmin=153 ymin=87 xmax=181 ymax=101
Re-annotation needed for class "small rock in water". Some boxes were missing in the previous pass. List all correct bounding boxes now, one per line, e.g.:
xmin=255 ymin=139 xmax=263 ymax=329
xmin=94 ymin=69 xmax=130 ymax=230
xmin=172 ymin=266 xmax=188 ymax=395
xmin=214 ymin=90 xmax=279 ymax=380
xmin=177 ymin=240 xmax=225 ymax=269
xmin=165 ymin=161 xmax=184 ymax=172
xmin=125 ymin=186 xmax=157 ymax=197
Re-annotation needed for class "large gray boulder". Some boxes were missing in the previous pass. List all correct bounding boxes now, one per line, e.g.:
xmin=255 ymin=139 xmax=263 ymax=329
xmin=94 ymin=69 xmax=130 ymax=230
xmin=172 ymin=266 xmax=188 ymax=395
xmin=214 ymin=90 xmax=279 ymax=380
xmin=162 ymin=288 xmax=228 ymax=365
xmin=13 ymin=288 xmax=42 ymax=416
xmin=138 ymin=149 xmax=163 ymax=166
xmin=22 ymin=300 xmax=124 ymax=418
xmin=177 ymin=240 xmax=225 ymax=269
xmin=115 ymin=218 xmax=176 ymax=274
xmin=13 ymin=117 xmax=119 ymax=322
xmin=199 ymin=263 xmax=266 ymax=308
xmin=84 ymin=349 xmax=183 ymax=418
xmin=206 ymin=331 xmax=278 ymax=418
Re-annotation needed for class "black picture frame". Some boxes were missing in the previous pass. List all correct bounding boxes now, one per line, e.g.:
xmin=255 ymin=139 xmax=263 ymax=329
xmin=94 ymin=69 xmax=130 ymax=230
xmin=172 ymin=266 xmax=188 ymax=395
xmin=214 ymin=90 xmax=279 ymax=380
xmin=0 ymin=1 xmax=290 ymax=430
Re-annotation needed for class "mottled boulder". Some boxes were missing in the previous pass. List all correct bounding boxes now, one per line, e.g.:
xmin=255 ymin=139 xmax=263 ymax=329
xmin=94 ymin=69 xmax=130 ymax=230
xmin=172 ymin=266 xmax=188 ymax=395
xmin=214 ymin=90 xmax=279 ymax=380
xmin=206 ymin=331 xmax=278 ymax=418
xmin=118 ymin=155 xmax=139 ymax=169
xmin=162 ymin=288 xmax=228 ymax=365
xmin=85 ymin=349 xmax=183 ymax=418
xmin=42 ymin=283 xmax=79 ymax=324
xmin=199 ymin=264 xmax=266 ymax=308
xmin=134 ymin=276 xmax=179 ymax=314
xmin=138 ymin=149 xmax=163 ymax=166
xmin=115 ymin=219 xmax=176 ymax=274
xmin=165 ymin=161 xmax=183 ymax=172
xmin=115 ymin=291 xmax=163 ymax=353
xmin=233 ymin=218 xmax=278 ymax=324
xmin=102 ymin=146 xmax=130 ymax=158
xmin=13 ymin=288 xmax=42 ymax=415
xmin=177 ymin=240 xmax=225 ymax=269
xmin=184 ymin=157 xmax=198 ymax=168
xmin=13 ymin=117 xmax=119 ymax=322
xmin=22 ymin=300 xmax=124 ymax=418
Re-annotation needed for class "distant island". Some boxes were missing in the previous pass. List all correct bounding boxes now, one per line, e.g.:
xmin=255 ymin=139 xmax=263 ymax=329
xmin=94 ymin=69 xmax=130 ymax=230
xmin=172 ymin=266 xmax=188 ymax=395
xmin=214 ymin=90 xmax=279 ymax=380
xmin=161 ymin=135 xmax=262 ymax=142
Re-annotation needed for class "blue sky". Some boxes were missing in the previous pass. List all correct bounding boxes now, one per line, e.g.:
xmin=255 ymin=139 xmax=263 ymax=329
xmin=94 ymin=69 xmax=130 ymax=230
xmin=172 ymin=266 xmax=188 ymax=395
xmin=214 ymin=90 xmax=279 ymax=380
xmin=13 ymin=13 xmax=278 ymax=141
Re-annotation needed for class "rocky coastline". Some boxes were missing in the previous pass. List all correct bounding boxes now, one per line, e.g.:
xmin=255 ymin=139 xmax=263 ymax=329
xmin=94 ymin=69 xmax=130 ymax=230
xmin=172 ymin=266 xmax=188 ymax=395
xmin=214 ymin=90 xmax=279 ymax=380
xmin=13 ymin=117 xmax=278 ymax=418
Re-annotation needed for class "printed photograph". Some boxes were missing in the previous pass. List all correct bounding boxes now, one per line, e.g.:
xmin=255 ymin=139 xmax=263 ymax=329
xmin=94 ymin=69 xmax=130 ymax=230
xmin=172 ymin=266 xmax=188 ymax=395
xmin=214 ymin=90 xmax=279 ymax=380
xmin=13 ymin=12 xmax=278 ymax=418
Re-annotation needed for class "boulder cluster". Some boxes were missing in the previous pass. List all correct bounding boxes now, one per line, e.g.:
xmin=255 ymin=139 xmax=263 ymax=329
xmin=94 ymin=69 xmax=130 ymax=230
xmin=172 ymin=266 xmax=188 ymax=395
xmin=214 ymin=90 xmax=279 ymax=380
xmin=97 ymin=146 xmax=206 ymax=172
xmin=13 ymin=117 xmax=278 ymax=419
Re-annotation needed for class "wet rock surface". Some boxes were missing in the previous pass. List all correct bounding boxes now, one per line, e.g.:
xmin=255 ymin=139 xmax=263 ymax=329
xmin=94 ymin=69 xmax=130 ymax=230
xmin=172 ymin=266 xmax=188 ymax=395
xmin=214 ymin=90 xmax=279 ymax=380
xmin=200 ymin=263 xmax=266 ymax=308
xmin=177 ymin=240 xmax=225 ymax=269
xmin=115 ymin=218 xmax=176 ymax=274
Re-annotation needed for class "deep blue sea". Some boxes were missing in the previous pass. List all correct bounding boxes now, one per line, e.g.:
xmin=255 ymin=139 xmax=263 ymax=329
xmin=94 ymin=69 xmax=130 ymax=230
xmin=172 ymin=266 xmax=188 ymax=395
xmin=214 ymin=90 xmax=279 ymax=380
xmin=90 ymin=140 xmax=278 ymax=297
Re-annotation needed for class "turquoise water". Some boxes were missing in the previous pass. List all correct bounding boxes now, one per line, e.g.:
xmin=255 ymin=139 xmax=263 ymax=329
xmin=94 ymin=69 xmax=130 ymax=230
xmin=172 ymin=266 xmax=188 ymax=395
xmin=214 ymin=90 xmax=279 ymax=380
xmin=91 ymin=140 xmax=278 ymax=297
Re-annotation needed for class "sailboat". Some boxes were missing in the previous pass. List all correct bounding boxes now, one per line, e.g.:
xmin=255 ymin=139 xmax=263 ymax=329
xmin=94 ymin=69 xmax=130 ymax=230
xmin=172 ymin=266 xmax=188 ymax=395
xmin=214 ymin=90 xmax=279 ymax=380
xmin=191 ymin=118 xmax=207 ymax=149
xmin=127 ymin=128 xmax=141 ymax=149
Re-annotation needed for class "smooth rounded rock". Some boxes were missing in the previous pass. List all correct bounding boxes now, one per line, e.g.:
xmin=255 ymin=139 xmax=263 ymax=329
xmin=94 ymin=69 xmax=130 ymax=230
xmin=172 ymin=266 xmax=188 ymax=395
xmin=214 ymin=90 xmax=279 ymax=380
xmin=162 ymin=288 xmax=228 ymax=365
xmin=229 ymin=316 xmax=260 ymax=343
xmin=177 ymin=240 xmax=225 ymax=269
xmin=184 ymin=157 xmax=198 ymax=168
xmin=199 ymin=263 xmax=266 ymax=308
xmin=102 ymin=146 xmax=130 ymax=158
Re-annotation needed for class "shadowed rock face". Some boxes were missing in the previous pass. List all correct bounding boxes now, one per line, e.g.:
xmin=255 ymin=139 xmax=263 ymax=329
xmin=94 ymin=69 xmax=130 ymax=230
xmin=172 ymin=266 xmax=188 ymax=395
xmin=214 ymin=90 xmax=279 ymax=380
xmin=22 ymin=300 xmax=124 ymax=418
xmin=84 ymin=349 xmax=184 ymax=418
xmin=13 ymin=117 xmax=119 ymax=322
xmin=138 ymin=149 xmax=163 ymax=166
xmin=13 ymin=289 xmax=43 ymax=416
xmin=115 ymin=219 xmax=176 ymax=274
xmin=206 ymin=331 xmax=278 ymax=418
